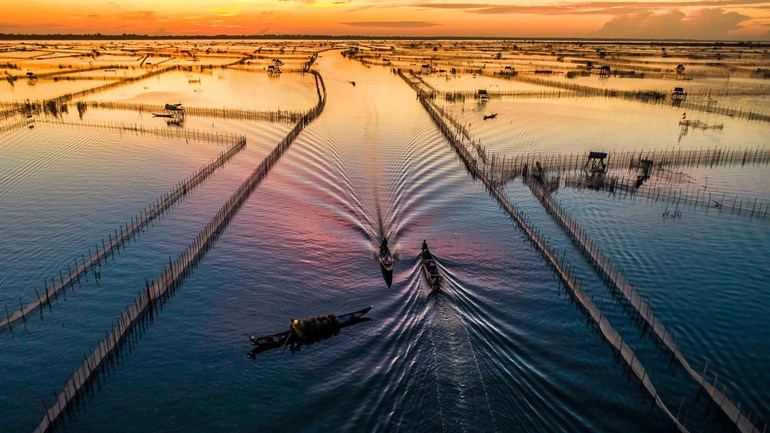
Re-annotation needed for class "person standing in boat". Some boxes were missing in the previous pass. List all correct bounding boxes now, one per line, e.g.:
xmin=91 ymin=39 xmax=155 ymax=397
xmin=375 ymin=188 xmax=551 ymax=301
xmin=289 ymin=319 xmax=303 ymax=339
xmin=422 ymin=240 xmax=432 ymax=259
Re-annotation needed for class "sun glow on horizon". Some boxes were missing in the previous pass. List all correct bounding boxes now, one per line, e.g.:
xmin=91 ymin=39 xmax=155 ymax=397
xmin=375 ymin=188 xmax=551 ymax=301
xmin=0 ymin=0 xmax=769 ymax=40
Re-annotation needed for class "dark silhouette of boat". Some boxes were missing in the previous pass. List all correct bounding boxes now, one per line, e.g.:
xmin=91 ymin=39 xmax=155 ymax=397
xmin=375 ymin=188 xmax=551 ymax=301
xmin=483 ymin=113 xmax=498 ymax=120
xmin=247 ymin=306 xmax=372 ymax=357
xmin=153 ymin=103 xmax=184 ymax=117
xmin=153 ymin=103 xmax=186 ymax=125
xmin=420 ymin=240 xmax=441 ymax=291
xmin=379 ymin=238 xmax=394 ymax=286
xmin=672 ymin=87 xmax=688 ymax=101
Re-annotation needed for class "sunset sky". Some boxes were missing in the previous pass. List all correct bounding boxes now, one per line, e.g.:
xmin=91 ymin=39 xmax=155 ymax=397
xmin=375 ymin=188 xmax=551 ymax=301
xmin=1 ymin=0 xmax=770 ymax=39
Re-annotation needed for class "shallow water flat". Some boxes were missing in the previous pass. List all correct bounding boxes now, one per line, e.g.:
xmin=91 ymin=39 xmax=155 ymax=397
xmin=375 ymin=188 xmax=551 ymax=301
xmin=0 ymin=41 xmax=767 ymax=433
xmin=85 ymin=69 xmax=319 ymax=112
xmin=0 ymin=124 xmax=225 ymax=306
xmin=444 ymin=96 xmax=767 ymax=155
xmin=0 ymin=79 xmax=113 ymax=101
xmin=55 ymin=52 xmax=673 ymax=433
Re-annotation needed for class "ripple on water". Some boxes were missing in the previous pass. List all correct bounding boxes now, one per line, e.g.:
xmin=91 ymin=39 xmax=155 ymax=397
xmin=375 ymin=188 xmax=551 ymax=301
xmin=2 ymin=50 xmax=764 ymax=433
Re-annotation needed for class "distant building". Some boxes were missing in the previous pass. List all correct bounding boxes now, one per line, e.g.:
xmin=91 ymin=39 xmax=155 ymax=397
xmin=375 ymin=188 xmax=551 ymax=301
xmin=499 ymin=66 xmax=517 ymax=77
xmin=267 ymin=64 xmax=281 ymax=76
xmin=672 ymin=87 xmax=688 ymax=101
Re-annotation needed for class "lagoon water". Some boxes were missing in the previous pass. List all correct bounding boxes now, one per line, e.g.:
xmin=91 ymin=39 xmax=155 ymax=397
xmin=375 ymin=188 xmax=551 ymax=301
xmin=1 ymin=48 xmax=768 ymax=433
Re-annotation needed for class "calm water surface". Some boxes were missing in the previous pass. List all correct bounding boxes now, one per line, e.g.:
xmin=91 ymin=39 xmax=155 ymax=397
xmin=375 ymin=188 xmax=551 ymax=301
xmin=0 ymin=51 xmax=767 ymax=433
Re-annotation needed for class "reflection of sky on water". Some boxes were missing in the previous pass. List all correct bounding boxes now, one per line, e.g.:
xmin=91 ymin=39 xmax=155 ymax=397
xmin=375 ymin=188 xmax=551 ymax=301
xmin=0 ymin=43 xmax=767 ymax=433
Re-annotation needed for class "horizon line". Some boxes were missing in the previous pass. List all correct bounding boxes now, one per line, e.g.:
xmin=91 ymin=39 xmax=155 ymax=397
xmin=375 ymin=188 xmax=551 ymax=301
xmin=1 ymin=33 xmax=769 ymax=44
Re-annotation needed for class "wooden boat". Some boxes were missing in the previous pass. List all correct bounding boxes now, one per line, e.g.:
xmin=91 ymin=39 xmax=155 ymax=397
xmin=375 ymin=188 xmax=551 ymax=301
xmin=483 ymin=113 xmax=498 ymax=120
xmin=420 ymin=240 xmax=441 ymax=291
xmin=154 ymin=103 xmax=185 ymax=123
xmin=247 ymin=306 xmax=372 ymax=357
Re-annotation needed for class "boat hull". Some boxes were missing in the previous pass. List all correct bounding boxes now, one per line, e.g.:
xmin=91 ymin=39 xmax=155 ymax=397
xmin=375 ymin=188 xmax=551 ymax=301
xmin=379 ymin=256 xmax=393 ymax=272
xmin=247 ymin=306 xmax=372 ymax=357
xmin=379 ymin=243 xmax=393 ymax=286
xmin=420 ymin=243 xmax=441 ymax=291
xmin=380 ymin=264 xmax=393 ymax=287
xmin=421 ymin=262 xmax=441 ymax=291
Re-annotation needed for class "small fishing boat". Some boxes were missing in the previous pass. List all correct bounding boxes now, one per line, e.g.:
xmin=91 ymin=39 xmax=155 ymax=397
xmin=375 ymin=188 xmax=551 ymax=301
xmin=153 ymin=103 xmax=186 ymax=124
xmin=483 ymin=113 xmax=498 ymax=120
xmin=420 ymin=240 xmax=441 ymax=291
xmin=247 ymin=306 xmax=372 ymax=357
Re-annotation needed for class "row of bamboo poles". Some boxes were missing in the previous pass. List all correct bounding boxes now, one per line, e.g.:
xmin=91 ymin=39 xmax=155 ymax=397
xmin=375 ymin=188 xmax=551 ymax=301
xmin=405 ymin=69 xmax=770 ymax=189
xmin=433 ymin=85 xmax=770 ymax=103
xmin=48 ymin=66 xmax=177 ymax=104
xmin=404 ymin=67 xmax=770 ymax=224
xmin=526 ymin=177 xmax=763 ymax=433
xmin=511 ymin=74 xmax=770 ymax=123
xmin=407 ymin=63 xmax=765 ymax=430
xmin=488 ymin=146 xmax=770 ymax=175
xmin=369 ymin=49 xmax=770 ymax=80
xmin=0 ymin=118 xmax=29 ymax=133
xmin=4 ymin=69 xmax=317 ymax=125
xmin=397 ymin=67 xmax=691 ymax=432
xmin=399 ymin=66 xmax=770 ymax=123
xmin=84 ymin=101 xmax=304 ymax=123
xmin=5 ymin=65 xmax=131 ymax=81
xmin=0 ymin=129 xmax=246 ymax=332
xmin=442 ymin=89 xmax=568 ymax=102
xmin=490 ymin=183 xmax=689 ymax=433
xmin=562 ymin=173 xmax=770 ymax=221
xmin=31 ymin=69 xmax=327 ymax=433
xmin=401 ymin=70 xmax=571 ymax=103
xmin=36 ymin=119 xmax=241 ymax=144
xmin=0 ymin=105 xmax=25 ymax=121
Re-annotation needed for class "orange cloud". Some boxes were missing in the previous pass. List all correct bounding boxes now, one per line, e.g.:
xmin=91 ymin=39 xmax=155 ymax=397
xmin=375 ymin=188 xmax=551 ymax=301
xmin=210 ymin=7 xmax=238 ymax=17
xmin=0 ymin=0 xmax=767 ymax=38
xmin=592 ymin=7 xmax=752 ymax=38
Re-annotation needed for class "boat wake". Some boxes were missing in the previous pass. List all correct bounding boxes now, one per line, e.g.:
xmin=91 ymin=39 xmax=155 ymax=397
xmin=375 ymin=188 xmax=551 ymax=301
xmin=425 ymin=263 xmax=498 ymax=433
